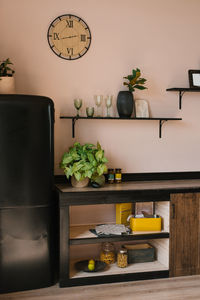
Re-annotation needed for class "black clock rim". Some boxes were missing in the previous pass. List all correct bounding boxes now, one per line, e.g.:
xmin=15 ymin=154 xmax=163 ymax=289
xmin=47 ymin=14 xmax=92 ymax=60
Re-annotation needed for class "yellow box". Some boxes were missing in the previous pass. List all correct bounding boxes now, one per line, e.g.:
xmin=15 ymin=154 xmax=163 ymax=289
xmin=130 ymin=217 xmax=161 ymax=232
xmin=116 ymin=203 xmax=132 ymax=226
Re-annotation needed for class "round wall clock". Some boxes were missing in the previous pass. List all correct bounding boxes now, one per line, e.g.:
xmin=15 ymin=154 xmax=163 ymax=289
xmin=47 ymin=14 xmax=91 ymax=60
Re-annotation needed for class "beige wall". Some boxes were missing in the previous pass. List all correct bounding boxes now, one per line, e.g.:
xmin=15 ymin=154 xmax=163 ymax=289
xmin=1 ymin=0 xmax=200 ymax=175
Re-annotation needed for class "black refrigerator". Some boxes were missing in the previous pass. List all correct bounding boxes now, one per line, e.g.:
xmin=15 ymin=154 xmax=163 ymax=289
xmin=0 ymin=94 xmax=57 ymax=293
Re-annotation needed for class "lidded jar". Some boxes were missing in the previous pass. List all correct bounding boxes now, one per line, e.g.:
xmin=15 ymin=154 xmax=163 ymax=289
xmin=100 ymin=242 xmax=115 ymax=264
xmin=108 ymin=168 xmax=114 ymax=184
xmin=117 ymin=248 xmax=128 ymax=268
xmin=115 ymin=168 xmax=122 ymax=183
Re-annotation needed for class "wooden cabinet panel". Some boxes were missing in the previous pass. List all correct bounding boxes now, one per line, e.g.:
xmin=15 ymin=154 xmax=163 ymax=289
xmin=170 ymin=193 xmax=200 ymax=277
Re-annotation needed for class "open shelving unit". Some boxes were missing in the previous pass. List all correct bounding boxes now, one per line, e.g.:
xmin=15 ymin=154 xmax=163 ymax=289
xmin=68 ymin=222 xmax=169 ymax=284
xmin=60 ymin=116 xmax=182 ymax=138
xmin=57 ymin=181 xmax=171 ymax=287
xmin=166 ymin=87 xmax=200 ymax=109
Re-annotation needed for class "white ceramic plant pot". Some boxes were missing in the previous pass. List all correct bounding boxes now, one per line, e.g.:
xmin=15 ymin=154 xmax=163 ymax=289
xmin=0 ymin=77 xmax=15 ymax=94
xmin=71 ymin=176 xmax=89 ymax=188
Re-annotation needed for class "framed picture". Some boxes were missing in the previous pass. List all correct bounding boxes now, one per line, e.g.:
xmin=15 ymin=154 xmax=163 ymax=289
xmin=188 ymin=70 xmax=200 ymax=89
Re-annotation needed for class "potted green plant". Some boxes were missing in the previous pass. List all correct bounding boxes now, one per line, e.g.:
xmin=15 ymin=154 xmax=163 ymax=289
xmin=0 ymin=58 xmax=15 ymax=94
xmin=60 ymin=142 xmax=108 ymax=187
xmin=117 ymin=68 xmax=147 ymax=118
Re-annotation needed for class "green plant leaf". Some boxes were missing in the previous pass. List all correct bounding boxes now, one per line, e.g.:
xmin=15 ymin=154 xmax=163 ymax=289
xmin=132 ymin=69 xmax=136 ymax=77
xmin=64 ymin=166 xmax=73 ymax=179
xmin=127 ymin=75 xmax=134 ymax=81
xmin=74 ymin=172 xmax=81 ymax=181
xmin=72 ymin=161 xmax=84 ymax=173
xmin=61 ymin=153 xmax=73 ymax=164
xmin=87 ymin=152 xmax=95 ymax=163
xmin=95 ymin=150 xmax=103 ymax=161
xmin=136 ymin=78 xmax=146 ymax=85
xmin=97 ymin=141 xmax=102 ymax=150
xmin=101 ymin=157 xmax=108 ymax=163
xmin=84 ymin=170 xmax=93 ymax=178
xmin=128 ymin=84 xmax=134 ymax=92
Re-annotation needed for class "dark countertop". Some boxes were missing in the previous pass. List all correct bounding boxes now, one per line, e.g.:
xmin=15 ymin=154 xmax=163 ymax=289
xmin=56 ymin=179 xmax=200 ymax=194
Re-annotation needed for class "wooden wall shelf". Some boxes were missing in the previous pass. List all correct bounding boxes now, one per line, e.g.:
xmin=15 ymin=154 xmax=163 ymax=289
xmin=60 ymin=116 xmax=182 ymax=138
xmin=166 ymin=87 xmax=200 ymax=109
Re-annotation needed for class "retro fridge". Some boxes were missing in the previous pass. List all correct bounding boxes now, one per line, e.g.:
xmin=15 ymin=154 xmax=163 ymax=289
xmin=0 ymin=94 xmax=57 ymax=293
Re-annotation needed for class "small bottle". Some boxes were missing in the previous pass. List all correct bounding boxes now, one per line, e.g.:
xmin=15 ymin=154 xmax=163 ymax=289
xmin=117 ymin=248 xmax=128 ymax=268
xmin=115 ymin=168 xmax=122 ymax=183
xmin=100 ymin=242 xmax=115 ymax=264
xmin=108 ymin=168 xmax=114 ymax=184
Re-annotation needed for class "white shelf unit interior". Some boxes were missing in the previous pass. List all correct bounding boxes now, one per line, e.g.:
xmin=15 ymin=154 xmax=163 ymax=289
xmin=69 ymin=201 xmax=170 ymax=279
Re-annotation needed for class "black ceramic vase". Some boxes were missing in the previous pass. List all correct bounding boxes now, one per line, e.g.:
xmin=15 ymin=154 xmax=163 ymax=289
xmin=117 ymin=91 xmax=135 ymax=118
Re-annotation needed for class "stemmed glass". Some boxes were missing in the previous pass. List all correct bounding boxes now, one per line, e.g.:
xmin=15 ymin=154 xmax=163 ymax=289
xmin=94 ymin=95 xmax=103 ymax=117
xmin=74 ymin=99 xmax=82 ymax=117
xmin=105 ymin=95 xmax=113 ymax=117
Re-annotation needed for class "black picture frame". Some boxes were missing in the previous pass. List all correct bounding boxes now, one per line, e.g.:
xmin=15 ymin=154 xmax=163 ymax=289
xmin=188 ymin=70 xmax=200 ymax=89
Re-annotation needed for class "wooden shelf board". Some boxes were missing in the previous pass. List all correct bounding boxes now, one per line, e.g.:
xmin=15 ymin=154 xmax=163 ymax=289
xmin=70 ymin=224 xmax=169 ymax=240
xmin=70 ymin=260 xmax=168 ymax=279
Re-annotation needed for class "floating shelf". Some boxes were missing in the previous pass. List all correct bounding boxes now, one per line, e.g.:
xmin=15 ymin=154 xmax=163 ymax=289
xmin=60 ymin=116 xmax=182 ymax=138
xmin=166 ymin=87 xmax=200 ymax=109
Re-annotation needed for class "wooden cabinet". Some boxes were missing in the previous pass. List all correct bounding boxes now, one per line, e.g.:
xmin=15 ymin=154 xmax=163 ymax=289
xmin=170 ymin=193 xmax=200 ymax=277
xmin=56 ymin=179 xmax=200 ymax=287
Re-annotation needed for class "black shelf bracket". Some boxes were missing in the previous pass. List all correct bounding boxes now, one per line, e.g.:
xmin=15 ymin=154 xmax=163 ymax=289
xmin=72 ymin=117 xmax=78 ymax=138
xmin=179 ymin=91 xmax=185 ymax=110
xmin=159 ymin=120 xmax=168 ymax=138
xmin=166 ymin=87 xmax=200 ymax=109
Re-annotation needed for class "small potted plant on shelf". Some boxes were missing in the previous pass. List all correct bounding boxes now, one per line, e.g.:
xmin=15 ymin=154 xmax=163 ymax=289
xmin=0 ymin=58 xmax=15 ymax=94
xmin=117 ymin=68 xmax=147 ymax=118
xmin=60 ymin=142 xmax=108 ymax=188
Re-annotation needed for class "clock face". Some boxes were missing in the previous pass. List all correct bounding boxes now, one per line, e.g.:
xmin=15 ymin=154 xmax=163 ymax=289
xmin=47 ymin=14 xmax=91 ymax=60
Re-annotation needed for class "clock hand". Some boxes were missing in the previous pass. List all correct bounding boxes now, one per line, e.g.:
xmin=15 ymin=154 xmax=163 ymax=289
xmin=61 ymin=35 xmax=78 ymax=39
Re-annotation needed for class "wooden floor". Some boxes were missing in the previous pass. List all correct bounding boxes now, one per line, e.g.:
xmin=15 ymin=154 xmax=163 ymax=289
xmin=2 ymin=275 xmax=200 ymax=300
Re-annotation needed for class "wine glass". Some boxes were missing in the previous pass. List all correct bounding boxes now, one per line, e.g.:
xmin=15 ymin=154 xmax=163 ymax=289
xmin=74 ymin=99 xmax=82 ymax=117
xmin=105 ymin=95 xmax=113 ymax=117
xmin=94 ymin=95 xmax=103 ymax=117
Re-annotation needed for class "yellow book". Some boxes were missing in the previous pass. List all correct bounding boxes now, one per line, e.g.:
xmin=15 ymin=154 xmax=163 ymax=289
xmin=116 ymin=203 xmax=132 ymax=226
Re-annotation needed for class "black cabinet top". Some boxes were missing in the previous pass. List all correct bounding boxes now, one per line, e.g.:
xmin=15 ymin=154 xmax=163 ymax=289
xmin=56 ymin=179 xmax=200 ymax=205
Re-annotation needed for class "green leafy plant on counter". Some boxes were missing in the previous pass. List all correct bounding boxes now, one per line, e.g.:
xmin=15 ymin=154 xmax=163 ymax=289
xmin=123 ymin=68 xmax=147 ymax=92
xmin=0 ymin=58 xmax=15 ymax=79
xmin=60 ymin=142 xmax=108 ymax=182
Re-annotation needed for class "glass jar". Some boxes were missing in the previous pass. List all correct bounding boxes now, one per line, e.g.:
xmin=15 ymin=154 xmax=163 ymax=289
xmin=108 ymin=168 xmax=114 ymax=184
xmin=100 ymin=242 xmax=115 ymax=264
xmin=117 ymin=248 xmax=128 ymax=268
xmin=115 ymin=168 xmax=122 ymax=183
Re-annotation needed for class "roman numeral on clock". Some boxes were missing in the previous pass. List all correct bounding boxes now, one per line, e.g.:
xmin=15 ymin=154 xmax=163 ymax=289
xmin=53 ymin=33 xmax=60 ymax=40
xmin=67 ymin=48 xmax=73 ymax=55
xmin=66 ymin=20 xmax=73 ymax=28
xmin=80 ymin=34 xmax=86 ymax=42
